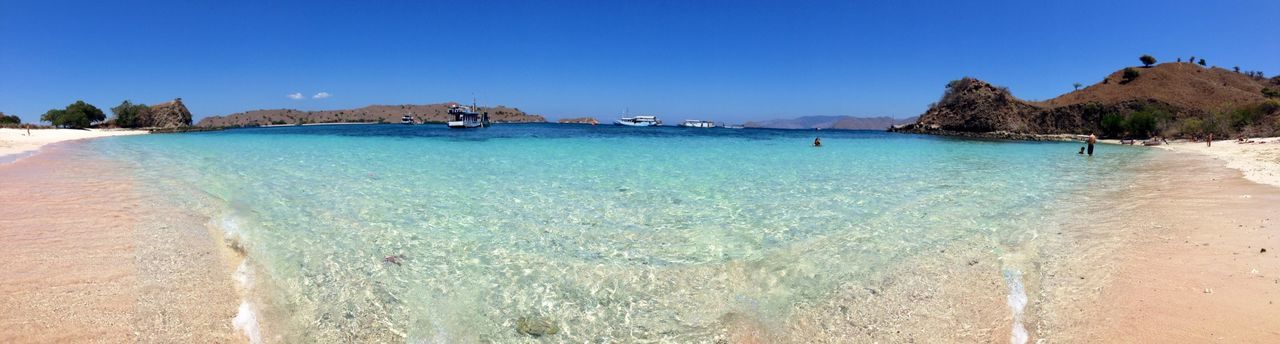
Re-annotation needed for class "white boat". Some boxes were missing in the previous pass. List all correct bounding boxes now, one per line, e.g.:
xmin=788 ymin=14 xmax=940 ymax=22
xmin=615 ymin=115 xmax=661 ymax=127
xmin=678 ymin=120 xmax=716 ymax=128
xmin=446 ymin=103 xmax=488 ymax=129
xmin=401 ymin=113 xmax=414 ymax=124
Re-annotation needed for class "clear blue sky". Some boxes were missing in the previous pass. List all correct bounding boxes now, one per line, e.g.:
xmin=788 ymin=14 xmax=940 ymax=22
xmin=2 ymin=0 xmax=1278 ymax=123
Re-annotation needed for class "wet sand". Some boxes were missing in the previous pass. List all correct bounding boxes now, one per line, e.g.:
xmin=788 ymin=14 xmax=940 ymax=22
xmin=0 ymin=142 xmax=241 ymax=342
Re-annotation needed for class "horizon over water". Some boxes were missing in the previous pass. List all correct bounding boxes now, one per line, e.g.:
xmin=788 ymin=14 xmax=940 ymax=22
xmin=88 ymin=124 xmax=1147 ymax=342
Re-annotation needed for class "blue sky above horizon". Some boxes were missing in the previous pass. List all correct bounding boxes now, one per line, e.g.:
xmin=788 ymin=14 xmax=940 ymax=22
xmin=2 ymin=0 xmax=1278 ymax=123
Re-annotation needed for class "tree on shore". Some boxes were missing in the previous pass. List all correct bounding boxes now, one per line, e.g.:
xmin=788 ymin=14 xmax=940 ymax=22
xmin=41 ymin=101 xmax=105 ymax=128
xmin=1101 ymin=113 xmax=1125 ymax=137
xmin=111 ymin=100 xmax=151 ymax=128
xmin=1073 ymin=82 xmax=1083 ymax=90
xmin=0 ymin=112 xmax=20 ymax=125
xmin=1139 ymin=55 xmax=1156 ymax=67
xmin=1198 ymin=58 xmax=1207 ymax=66
xmin=1234 ymin=66 xmax=1241 ymax=73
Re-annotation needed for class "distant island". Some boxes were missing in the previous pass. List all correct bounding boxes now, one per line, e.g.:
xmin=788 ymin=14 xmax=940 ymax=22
xmin=196 ymin=103 xmax=546 ymax=127
xmin=745 ymin=115 xmax=917 ymax=130
xmin=894 ymin=59 xmax=1280 ymax=139
xmin=557 ymin=117 xmax=599 ymax=125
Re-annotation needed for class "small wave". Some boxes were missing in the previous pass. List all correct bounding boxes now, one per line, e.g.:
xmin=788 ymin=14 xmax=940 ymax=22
xmin=232 ymin=261 xmax=264 ymax=343
xmin=234 ymin=300 xmax=263 ymax=344
xmin=1003 ymin=268 xmax=1029 ymax=344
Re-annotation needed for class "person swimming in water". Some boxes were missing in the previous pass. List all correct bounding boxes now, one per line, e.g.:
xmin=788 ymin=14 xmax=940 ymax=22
xmin=813 ymin=137 xmax=822 ymax=147
xmin=1078 ymin=147 xmax=1085 ymax=155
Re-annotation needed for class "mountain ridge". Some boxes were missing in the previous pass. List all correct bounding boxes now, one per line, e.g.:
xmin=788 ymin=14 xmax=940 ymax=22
xmin=196 ymin=103 xmax=546 ymax=127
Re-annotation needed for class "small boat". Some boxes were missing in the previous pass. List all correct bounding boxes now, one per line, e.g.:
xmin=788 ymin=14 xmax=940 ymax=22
xmin=678 ymin=120 xmax=716 ymax=128
xmin=615 ymin=115 xmax=661 ymax=127
xmin=447 ymin=103 xmax=489 ymax=129
xmin=723 ymin=124 xmax=745 ymax=129
xmin=401 ymin=113 xmax=414 ymax=124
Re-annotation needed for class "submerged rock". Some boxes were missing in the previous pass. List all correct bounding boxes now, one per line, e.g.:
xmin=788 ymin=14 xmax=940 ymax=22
xmin=515 ymin=316 xmax=559 ymax=337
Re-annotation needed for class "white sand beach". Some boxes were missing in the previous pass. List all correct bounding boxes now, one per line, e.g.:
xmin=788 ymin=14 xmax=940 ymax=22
xmin=0 ymin=128 xmax=148 ymax=159
xmin=1154 ymin=137 xmax=1280 ymax=188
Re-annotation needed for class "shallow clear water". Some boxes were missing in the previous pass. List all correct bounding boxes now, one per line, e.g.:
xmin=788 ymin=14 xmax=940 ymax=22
xmin=91 ymin=124 xmax=1146 ymax=342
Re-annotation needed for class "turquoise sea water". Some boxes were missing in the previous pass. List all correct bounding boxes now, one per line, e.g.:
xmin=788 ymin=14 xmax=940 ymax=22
xmin=90 ymin=124 xmax=1146 ymax=342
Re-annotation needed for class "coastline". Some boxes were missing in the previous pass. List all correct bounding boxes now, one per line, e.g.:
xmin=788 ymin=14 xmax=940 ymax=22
xmin=0 ymin=128 xmax=148 ymax=161
xmin=1 ymin=129 xmax=1276 ymax=341
xmin=1154 ymin=137 xmax=1280 ymax=188
xmin=0 ymin=141 xmax=242 ymax=342
xmin=1038 ymin=144 xmax=1280 ymax=342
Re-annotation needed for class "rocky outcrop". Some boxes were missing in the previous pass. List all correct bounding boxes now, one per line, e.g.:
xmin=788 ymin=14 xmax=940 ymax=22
xmin=146 ymin=98 xmax=194 ymax=128
xmin=893 ymin=63 xmax=1280 ymax=138
xmin=556 ymin=117 xmax=599 ymax=125
xmin=197 ymin=103 xmax=546 ymax=127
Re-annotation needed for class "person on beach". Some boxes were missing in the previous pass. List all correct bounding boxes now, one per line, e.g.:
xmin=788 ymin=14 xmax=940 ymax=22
xmin=813 ymin=137 xmax=822 ymax=147
xmin=1087 ymin=133 xmax=1097 ymax=156
xmin=1207 ymin=133 xmax=1213 ymax=147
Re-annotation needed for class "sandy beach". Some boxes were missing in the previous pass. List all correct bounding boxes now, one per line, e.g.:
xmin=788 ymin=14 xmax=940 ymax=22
xmin=1037 ymin=140 xmax=1280 ymax=342
xmin=1157 ymin=137 xmax=1280 ymax=188
xmin=0 ymin=128 xmax=148 ymax=160
xmin=0 ymin=141 xmax=241 ymax=342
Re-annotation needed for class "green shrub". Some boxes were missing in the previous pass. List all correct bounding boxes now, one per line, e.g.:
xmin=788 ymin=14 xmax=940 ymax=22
xmin=110 ymin=100 xmax=150 ymax=128
xmin=1263 ymin=87 xmax=1280 ymax=99
xmin=1140 ymin=55 xmax=1156 ymax=67
xmin=1101 ymin=113 xmax=1125 ymax=137
xmin=0 ymin=112 xmax=19 ymax=124
xmin=1202 ymin=111 xmax=1232 ymax=137
xmin=1180 ymin=118 xmax=1204 ymax=136
xmin=1122 ymin=68 xmax=1140 ymax=83
xmin=40 ymin=101 xmax=105 ymax=128
xmin=1125 ymin=111 xmax=1158 ymax=137
xmin=1261 ymin=99 xmax=1280 ymax=114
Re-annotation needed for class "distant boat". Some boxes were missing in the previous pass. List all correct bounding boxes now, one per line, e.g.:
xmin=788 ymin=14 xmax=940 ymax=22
xmin=615 ymin=115 xmax=661 ymax=127
xmin=723 ymin=124 xmax=745 ymax=129
xmin=678 ymin=120 xmax=716 ymax=128
xmin=447 ymin=103 xmax=489 ymax=129
xmin=401 ymin=113 xmax=414 ymax=124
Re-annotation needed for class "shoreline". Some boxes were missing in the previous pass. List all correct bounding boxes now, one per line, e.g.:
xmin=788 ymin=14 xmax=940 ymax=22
xmin=0 ymin=128 xmax=148 ymax=161
xmin=1040 ymin=147 xmax=1280 ymax=342
xmin=0 ymin=141 xmax=242 ymax=342
xmin=1 ymin=130 xmax=1276 ymax=341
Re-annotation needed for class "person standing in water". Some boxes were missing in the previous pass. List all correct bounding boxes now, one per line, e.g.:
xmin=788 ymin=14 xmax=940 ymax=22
xmin=1087 ymin=133 xmax=1097 ymax=156
xmin=813 ymin=137 xmax=822 ymax=147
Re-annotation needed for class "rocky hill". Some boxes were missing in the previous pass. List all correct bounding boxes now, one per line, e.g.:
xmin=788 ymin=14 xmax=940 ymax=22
xmin=147 ymin=98 xmax=194 ymax=128
xmin=894 ymin=62 xmax=1280 ymax=138
xmin=197 ymin=103 xmax=546 ymax=127
xmin=746 ymin=115 xmax=916 ymax=130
